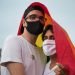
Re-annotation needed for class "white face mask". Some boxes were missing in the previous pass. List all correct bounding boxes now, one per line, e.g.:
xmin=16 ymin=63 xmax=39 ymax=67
xmin=42 ymin=39 xmax=56 ymax=56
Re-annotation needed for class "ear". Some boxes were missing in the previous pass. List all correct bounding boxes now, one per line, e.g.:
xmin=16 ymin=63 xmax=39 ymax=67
xmin=23 ymin=19 xmax=27 ymax=27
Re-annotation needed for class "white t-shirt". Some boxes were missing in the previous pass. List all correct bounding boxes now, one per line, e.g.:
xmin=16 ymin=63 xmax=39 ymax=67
xmin=1 ymin=35 xmax=46 ymax=75
xmin=44 ymin=61 xmax=56 ymax=75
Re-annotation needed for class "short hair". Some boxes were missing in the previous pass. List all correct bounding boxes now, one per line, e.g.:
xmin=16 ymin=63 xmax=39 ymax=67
xmin=24 ymin=5 xmax=44 ymax=19
xmin=42 ymin=24 xmax=53 ymax=41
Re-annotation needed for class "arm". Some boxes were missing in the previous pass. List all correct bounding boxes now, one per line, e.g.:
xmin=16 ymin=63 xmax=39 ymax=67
xmin=7 ymin=62 xmax=25 ymax=75
xmin=1 ymin=36 xmax=26 ymax=75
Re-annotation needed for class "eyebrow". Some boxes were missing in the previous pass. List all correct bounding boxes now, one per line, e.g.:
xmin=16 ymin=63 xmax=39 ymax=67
xmin=44 ymin=35 xmax=55 ymax=39
xmin=27 ymin=14 xmax=44 ymax=17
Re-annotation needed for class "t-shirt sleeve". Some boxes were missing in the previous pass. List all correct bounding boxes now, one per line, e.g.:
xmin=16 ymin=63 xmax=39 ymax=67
xmin=1 ymin=36 xmax=23 ymax=66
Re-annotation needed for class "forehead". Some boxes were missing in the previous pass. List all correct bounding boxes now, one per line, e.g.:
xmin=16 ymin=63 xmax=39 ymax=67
xmin=26 ymin=10 xmax=44 ymax=17
xmin=45 ymin=30 xmax=53 ymax=36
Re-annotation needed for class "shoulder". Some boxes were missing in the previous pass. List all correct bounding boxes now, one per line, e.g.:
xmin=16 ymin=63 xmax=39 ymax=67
xmin=4 ymin=35 xmax=22 ymax=44
xmin=3 ymin=35 xmax=23 ymax=49
xmin=5 ymin=35 xmax=20 ymax=41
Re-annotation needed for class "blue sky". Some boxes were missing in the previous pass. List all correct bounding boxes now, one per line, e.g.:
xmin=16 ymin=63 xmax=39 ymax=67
xmin=0 ymin=0 xmax=75 ymax=48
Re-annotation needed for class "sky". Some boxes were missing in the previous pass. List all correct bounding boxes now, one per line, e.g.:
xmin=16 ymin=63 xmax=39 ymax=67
xmin=0 ymin=0 xmax=75 ymax=48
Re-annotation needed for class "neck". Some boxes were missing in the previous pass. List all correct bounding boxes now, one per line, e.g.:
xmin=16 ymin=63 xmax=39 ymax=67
xmin=22 ymin=29 xmax=37 ymax=45
xmin=50 ymin=54 xmax=57 ymax=64
xmin=49 ymin=54 xmax=57 ymax=69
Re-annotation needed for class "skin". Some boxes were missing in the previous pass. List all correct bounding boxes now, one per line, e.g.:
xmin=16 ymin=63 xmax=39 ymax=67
xmin=22 ymin=10 xmax=45 ymax=45
xmin=6 ymin=10 xmax=45 ymax=75
xmin=44 ymin=29 xmax=65 ymax=75
xmin=44 ymin=30 xmax=54 ymax=40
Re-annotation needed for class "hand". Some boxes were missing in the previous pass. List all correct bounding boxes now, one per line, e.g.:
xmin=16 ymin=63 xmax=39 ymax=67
xmin=54 ymin=63 xmax=66 ymax=75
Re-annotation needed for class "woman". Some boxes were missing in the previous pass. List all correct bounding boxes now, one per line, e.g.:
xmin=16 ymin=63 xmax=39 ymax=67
xmin=42 ymin=25 xmax=68 ymax=75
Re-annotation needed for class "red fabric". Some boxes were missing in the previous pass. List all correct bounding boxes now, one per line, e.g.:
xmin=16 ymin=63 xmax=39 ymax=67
xmin=52 ymin=20 xmax=75 ymax=75
xmin=17 ymin=2 xmax=75 ymax=75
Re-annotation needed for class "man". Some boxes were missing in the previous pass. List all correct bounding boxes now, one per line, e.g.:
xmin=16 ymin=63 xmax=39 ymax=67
xmin=1 ymin=2 xmax=47 ymax=75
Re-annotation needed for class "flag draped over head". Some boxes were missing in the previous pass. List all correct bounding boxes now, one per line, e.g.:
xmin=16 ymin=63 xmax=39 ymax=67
xmin=17 ymin=2 xmax=52 ymax=35
xmin=17 ymin=2 xmax=75 ymax=75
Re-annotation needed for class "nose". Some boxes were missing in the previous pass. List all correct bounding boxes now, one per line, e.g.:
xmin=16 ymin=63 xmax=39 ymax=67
xmin=46 ymin=36 xmax=50 ymax=40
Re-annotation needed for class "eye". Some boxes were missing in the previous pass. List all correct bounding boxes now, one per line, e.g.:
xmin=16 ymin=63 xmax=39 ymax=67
xmin=39 ymin=16 xmax=46 ymax=22
xmin=25 ymin=14 xmax=37 ymax=20
xmin=30 ymin=15 xmax=36 ymax=20
xmin=49 ymin=36 xmax=55 ymax=40
xmin=39 ymin=16 xmax=44 ymax=20
xmin=43 ymin=36 xmax=48 ymax=40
